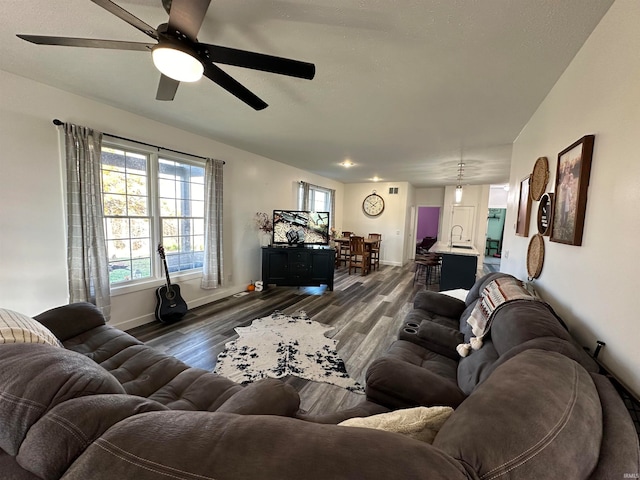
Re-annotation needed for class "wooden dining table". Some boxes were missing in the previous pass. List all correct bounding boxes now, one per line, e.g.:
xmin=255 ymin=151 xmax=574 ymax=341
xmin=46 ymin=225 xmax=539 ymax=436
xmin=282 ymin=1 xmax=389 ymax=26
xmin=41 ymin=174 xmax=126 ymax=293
xmin=333 ymin=237 xmax=379 ymax=271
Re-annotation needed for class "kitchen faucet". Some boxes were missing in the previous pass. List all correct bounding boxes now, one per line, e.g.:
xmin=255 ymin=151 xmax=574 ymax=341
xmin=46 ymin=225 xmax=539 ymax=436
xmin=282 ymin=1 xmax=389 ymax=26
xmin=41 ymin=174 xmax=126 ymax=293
xmin=450 ymin=224 xmax=464 ymax=246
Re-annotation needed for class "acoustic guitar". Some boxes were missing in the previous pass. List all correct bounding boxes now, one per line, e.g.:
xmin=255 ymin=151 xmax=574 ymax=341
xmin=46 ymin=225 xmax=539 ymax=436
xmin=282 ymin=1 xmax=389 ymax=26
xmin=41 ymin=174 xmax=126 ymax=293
xmin=155 ymin=244 xmax=188 ymax=323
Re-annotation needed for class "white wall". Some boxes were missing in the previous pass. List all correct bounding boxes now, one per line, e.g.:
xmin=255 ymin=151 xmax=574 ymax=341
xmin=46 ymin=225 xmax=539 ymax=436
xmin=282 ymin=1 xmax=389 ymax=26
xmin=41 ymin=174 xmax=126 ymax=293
xmin=501 ymin=0 xmax=640 ymax=397
xmin=488 ymin=185 xmax=509 ymax=209
xmin=342 ymin=182 xmax=410 ymax=266
xmin=414 ymin=187 xmax=445 ymax=207
xmin=0 ymin=70 xmax=343 ymax=330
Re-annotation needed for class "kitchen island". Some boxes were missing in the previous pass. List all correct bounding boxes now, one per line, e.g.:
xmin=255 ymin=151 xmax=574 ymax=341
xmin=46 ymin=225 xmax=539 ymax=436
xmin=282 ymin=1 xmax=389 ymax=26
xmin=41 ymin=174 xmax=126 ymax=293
xmin=429 ymin=242 xmax=480 ymax=290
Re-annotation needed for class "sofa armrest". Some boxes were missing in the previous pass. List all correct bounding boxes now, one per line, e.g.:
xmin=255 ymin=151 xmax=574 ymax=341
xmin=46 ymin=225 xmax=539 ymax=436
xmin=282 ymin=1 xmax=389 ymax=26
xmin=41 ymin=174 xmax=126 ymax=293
xmin=413 ymin=291 xmax=466 ymax=319
xmin=34 ymin=303 xmax=106 ymax=341
xmin=216 ymin=378 xmax=300 ymax=417
xmin=588 ymin=373 xmax=640 ymax=477
xmin=365 ymin=357 xmax=466 ymax=409
xmin=416 ymin=321 xmax=464 ymax=360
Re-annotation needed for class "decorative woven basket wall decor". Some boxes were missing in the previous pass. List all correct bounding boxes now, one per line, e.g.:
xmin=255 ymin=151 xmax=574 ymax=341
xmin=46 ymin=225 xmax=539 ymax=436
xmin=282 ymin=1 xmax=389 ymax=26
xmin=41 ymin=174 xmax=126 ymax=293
xmin=530 ymin=156 xmax=549 ymax=201
xmin=527 ymin=233 xmax=545 ymax=279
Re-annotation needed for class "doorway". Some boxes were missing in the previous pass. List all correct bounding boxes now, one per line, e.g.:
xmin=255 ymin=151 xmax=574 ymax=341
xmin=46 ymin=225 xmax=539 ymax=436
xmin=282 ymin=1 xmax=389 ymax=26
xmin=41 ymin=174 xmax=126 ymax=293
xmin=484 ymin=185 xmax=508 ymax=274
xmin=416 ymin=206 xmax=440 ymax=254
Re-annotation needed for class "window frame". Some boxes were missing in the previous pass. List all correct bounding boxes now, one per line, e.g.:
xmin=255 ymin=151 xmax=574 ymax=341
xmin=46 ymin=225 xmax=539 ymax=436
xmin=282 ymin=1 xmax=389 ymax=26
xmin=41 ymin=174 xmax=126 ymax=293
xmin=300 ymin=183 xmax=332 ymax=212
xmin=100 ymin=139 xmax=206 ymax=295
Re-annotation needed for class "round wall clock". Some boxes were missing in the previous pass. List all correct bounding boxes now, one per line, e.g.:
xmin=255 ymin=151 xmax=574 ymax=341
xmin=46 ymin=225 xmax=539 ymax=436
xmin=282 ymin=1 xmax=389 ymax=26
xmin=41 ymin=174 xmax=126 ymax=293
xmin=537 ymin=192 xmax=554 ymax=236
xmin=363 ymin=192 xmax=385 ymax=216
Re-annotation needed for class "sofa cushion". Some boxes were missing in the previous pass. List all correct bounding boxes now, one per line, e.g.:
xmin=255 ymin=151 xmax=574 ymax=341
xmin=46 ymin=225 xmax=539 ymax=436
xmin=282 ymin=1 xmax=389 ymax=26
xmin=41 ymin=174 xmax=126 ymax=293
xmin=0 ymin=308 xmax=61 ymax=347
xmin=216 ymin=378 xmax=300 ymax=416
xmin=434 ymin=349 xmax=602 ymax=479
xmin=339 ymin=406 xmax=453 ymax=444
xmin=456 ymin=338 xmax=499 ymax=395
xmin=0 ymin=343 xmax=125 ymax=456
xmin=490 ymin=301 xmax=572 ymax=356
xmin=17 ymin=395 xmax=167 ymax=480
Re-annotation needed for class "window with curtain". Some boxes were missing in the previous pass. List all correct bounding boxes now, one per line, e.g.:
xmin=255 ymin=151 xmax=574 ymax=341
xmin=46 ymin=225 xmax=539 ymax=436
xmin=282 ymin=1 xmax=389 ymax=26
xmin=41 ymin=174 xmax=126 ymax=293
xmin=101 ymin=144 xmax=206 ymax=286
xmin=299 ymin=182 xmax=335 ymax=228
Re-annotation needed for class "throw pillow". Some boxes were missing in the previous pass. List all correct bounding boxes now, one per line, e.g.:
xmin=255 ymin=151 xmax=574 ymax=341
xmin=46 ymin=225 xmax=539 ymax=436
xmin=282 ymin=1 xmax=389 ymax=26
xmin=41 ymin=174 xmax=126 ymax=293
xmin=0 ymin=308 xmax=62 ymax=347
xmin=338 ymin=406 xmax=454 ymax=444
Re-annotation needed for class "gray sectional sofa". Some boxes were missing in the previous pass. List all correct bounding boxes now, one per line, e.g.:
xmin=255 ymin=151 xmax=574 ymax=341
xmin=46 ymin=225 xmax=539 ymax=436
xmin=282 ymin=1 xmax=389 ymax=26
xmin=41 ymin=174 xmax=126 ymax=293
xmin=365 ymin=272 xmax=601 ymax=409
xmin=1 ymin=274 xmax=639 ymax=479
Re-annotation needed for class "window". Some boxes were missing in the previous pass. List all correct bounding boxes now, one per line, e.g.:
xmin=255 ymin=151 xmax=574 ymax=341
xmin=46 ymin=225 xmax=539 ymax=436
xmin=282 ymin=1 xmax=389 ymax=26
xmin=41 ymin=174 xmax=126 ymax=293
xmin=158 ymin=159 xmax=205 ymax=273
xmin=299 ymin=183 xmax=332 ymax=212
xmin=101 ymin=145 xmax=205 ymax=286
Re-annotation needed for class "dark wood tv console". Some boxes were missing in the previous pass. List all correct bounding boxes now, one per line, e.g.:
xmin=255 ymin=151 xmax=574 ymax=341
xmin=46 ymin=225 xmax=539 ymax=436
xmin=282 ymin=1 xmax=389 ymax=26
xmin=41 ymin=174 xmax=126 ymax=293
xmin=261 ymin=246 xmax=335 ymax=290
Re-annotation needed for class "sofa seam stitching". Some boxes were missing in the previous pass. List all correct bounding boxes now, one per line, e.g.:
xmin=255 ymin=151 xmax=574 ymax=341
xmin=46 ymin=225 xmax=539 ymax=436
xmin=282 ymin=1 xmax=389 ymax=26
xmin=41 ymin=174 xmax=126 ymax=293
xmin=45 ymin=412 xmax=90 ymax=445
xmin=0 ymin=391 xmax=46 ymax=410
xmin=94 ymin=439 xmax=217 ymax=480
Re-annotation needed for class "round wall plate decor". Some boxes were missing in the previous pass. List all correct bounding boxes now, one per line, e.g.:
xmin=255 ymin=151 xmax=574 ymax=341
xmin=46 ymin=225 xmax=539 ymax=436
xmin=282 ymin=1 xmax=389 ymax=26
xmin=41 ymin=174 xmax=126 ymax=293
xmin=530 ymin=156 xmax=549 ymax=201
xmin=537 ymin=192 xmax=554 ymax=236
xmin=527 ymin=233 xmax=545 ymax=279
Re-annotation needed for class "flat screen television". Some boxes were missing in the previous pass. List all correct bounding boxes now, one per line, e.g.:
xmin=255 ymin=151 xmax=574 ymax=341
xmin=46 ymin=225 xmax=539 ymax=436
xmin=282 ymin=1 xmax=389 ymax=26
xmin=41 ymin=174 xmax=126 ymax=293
xmin=272 ymin=210 xmax=330 ymax=246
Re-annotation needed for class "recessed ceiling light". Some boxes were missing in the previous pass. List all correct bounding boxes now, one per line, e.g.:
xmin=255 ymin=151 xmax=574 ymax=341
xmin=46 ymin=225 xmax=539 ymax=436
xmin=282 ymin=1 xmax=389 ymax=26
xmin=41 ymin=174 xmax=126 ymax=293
xmin=340 ymin=160 xmax=355 ymax=168
xmin=371 ymin=176 xmax=381 ymax=182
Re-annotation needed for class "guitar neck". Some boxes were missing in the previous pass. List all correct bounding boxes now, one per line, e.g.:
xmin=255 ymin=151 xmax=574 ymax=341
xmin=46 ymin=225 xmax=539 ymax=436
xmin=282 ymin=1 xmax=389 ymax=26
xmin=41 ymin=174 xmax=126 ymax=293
xmin=162 ymin=258 xmax=172 ymax=287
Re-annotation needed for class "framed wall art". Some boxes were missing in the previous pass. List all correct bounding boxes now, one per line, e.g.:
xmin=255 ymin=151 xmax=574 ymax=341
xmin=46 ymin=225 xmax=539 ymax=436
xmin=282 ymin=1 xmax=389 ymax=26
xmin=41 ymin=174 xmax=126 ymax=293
xmin=515 ymin=175 xmax=532 ymax=237
xmin=550 ymin=135 xmax=595 ymax=246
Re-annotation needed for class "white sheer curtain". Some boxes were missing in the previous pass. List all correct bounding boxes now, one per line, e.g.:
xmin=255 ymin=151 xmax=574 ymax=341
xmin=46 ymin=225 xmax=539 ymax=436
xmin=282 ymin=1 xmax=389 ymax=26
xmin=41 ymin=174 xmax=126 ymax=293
xmin=201 ymin=158 xmax=224 ymax=289
xmin=64 ymin=123 xmax=111 ymax=320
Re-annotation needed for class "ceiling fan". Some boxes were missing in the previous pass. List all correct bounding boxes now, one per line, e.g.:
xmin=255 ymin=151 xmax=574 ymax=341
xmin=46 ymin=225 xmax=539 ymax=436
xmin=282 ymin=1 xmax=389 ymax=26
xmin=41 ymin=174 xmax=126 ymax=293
xmin=17 ymin=0 xmax=316 ymax=110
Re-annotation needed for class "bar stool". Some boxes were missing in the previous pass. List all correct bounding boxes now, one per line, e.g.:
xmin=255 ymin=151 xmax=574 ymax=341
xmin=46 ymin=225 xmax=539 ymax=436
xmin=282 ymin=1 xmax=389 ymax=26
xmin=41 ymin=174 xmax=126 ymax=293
xmin=414 ymin=255 xmax=441 ymax=286
xmin=337 ymin=231 xmax=353 ymax=267
xmin=368 ymin=233 xmax=381 ymax=271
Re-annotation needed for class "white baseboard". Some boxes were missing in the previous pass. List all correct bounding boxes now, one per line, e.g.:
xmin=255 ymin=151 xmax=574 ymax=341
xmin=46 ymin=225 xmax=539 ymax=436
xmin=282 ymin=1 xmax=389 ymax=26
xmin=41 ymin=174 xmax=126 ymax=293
xmin=110 ymin=285 xmax=247 ymax=331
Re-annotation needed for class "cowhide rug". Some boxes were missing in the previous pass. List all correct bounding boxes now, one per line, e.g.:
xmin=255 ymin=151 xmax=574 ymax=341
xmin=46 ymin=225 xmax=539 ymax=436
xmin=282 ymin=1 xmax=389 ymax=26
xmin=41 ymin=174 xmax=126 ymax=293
xmin=214 ymin=311 xmax=364 ymax=393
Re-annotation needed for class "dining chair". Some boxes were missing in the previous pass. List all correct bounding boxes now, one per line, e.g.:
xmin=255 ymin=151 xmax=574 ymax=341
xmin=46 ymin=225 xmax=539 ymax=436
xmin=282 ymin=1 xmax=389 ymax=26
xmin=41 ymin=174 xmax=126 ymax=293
xmin=337 ymin=231 xmax=353 ymax=267
xmin=348 ymin=236 xmax=370 ymax=275
xmin=368 ymin=233 xmax=381 ymax=271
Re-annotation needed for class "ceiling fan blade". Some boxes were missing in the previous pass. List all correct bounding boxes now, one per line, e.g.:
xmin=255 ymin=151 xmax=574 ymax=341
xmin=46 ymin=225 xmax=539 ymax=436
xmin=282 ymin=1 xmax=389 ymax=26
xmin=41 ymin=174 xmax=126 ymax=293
xmin=17 ymin=34 xmax=153 ymax=51
xmin=203 ymin=63 xmax=267 ymax=110
xmin=167 ymin=0 xmax=211 ymax=41
xmin=199 ymin=44 xmax=315 ymax=80
xmin=90 ymin=0 xmax=158 ymax=40
xmin=156 ymin=75 xmax=180 ymax=101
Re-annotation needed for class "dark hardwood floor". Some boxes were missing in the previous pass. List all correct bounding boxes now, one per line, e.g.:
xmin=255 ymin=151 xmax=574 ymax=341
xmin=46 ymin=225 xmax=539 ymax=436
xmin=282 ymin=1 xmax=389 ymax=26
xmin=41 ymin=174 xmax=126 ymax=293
xmin=128 ymin=261 xmax=436 ymax=415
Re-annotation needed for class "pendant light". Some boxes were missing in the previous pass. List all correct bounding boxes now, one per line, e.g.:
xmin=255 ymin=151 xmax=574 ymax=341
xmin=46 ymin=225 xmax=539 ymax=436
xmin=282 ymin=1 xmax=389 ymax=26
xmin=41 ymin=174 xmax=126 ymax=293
xmin=455 ymin=161 xmax=464 ymax=204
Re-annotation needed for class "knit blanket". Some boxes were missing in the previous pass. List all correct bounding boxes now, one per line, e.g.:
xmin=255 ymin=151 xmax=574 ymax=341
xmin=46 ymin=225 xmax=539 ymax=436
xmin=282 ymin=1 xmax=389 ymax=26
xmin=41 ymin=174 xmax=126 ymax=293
xmin=457 ymin=277 xmax=536 ymax=357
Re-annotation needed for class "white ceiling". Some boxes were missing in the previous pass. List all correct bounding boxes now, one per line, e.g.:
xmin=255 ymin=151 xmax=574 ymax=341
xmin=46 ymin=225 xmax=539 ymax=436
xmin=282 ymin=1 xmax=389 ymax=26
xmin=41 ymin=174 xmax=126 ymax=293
xmin=1 ymin=0 xmax=613 ymax=187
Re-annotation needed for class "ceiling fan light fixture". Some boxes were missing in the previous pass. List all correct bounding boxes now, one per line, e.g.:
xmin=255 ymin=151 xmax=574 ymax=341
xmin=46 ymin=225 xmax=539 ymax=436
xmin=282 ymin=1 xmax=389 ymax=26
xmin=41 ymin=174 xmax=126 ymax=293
xmin=152 ymin=44 xmax=203 ymax=82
